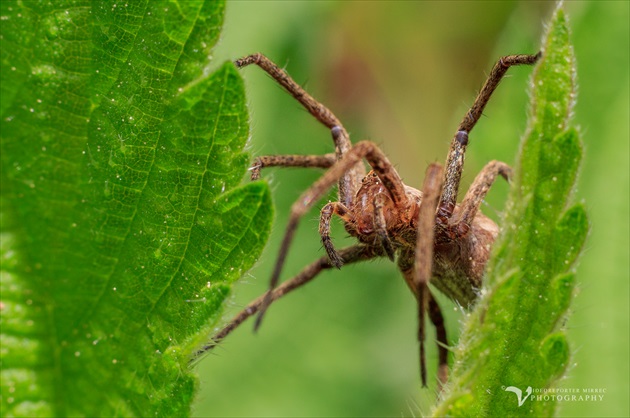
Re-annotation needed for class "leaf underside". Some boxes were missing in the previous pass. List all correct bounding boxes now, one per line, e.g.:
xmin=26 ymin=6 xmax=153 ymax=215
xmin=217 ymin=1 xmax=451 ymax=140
xmin=1 ymin=1 xmax=271 ymax=416
xmin=434 ymin=6 xmax=588 ymax=418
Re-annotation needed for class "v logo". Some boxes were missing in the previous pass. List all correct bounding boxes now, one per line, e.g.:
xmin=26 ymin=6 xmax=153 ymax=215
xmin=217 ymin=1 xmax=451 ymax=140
xmin=504 ymin=386 xmax=533 ymax=407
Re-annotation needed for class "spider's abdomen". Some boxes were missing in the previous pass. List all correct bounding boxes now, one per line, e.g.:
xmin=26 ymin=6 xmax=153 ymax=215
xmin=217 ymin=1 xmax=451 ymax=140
xmin=432 ymin=210 xmax=499 ymax=307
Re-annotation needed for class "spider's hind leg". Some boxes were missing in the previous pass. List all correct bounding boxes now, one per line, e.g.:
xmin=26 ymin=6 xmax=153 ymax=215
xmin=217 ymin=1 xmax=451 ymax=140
xmin=194 ymin=245 xmax=383 ymax=362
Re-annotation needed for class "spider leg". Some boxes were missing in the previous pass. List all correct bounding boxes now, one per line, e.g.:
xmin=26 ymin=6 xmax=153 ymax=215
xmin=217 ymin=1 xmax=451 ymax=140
xmin=236 ymin=54 xmax=365 ymax=205
xmin=438 ymin=53 xmax=540 ymax=223
xmin=319 ymin=202 xmax=354 ymax=268
xmin=447 ymin=160 xmax=512 ymax=238
xmin=397 ymin=163 xmax=443 ymax=386
xmin=192 ymin=245 xmax=382 ymax=362
xmin=428 ymin=292 xmax=449 ymax=390
xmin=332 ymin=126 xmax=365 ymax=207
xmin=236 ymin=53 xmax=344 ymax=131
xmin=373 ymin=193 xmax=395 ymax=261
xmin=415 ymin=163 xmax=444 ymax=386
xmin=254 ymin=140 xmax=410 ymax=331
xmin=250 ymin=154 xmax=336 ymax=180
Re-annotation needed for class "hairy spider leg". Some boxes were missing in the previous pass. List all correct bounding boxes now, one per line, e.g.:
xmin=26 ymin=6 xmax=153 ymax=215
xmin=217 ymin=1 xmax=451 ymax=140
xmin=235 ymin=54 xmax=343 ymax=129
xmin=254 ymin=140 xmax=410 ymax=330
xmin=192 ymin=245 xmax=384 ymax=362
xmin=415 ymin=163 xmax=444 ymax=386
xmin=445 ymin=160 xmax=512 ymax=240
xmin=428 ymin=293 xmax=448 ymax=391
xmin=236 ymin=53 xmax=365 ymax=207
xmin=438 ymin=53 xmax=540 ymax=224
xmin=250 ymin=154 xmax=336 ymax=181
xmin=398 ymin=249 xmax=449 ymax=388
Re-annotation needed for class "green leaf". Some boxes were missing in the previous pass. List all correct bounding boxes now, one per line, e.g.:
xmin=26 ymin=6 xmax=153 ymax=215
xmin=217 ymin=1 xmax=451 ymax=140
xmin=434 ymin=6 xmax=587 ymax=417
xmin=0 ymin=1 xmax=272 ymax=416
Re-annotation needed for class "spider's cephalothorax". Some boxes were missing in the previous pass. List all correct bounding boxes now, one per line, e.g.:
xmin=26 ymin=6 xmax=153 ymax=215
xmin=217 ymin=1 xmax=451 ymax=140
xmin=196 ymin=52 xmax=540 ymax=388
xmin=331 ymin=169 xmax=423 ymax=258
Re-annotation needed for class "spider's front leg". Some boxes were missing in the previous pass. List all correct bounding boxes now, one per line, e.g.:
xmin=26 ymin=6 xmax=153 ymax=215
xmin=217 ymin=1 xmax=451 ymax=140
xmin=236 ymin=53 xmax=365 ymax=206
xmin=437 ymin=53 xmax=539 ymax=225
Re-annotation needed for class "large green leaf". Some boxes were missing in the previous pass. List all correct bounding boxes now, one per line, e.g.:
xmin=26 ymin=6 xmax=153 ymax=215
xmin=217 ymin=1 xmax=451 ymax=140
xmin=1 ymin=1 xmax=271 ymax=416
xmin=434 ymin=5 xmax=587 ymax=417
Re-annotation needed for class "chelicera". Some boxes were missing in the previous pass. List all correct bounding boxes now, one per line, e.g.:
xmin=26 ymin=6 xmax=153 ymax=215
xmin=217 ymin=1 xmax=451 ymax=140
xmin=195 ymin=51 xmax=540 ymax=388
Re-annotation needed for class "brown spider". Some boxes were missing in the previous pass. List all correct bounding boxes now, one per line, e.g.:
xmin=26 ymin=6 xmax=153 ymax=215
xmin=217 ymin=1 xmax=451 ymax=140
xmin=195 ymin=51 xmax=540 ymax=388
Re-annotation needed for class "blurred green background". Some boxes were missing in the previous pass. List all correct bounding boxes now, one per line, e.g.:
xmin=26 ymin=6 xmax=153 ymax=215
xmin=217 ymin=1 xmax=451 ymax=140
xmin=195 ymin=1 xmax=629 ymax=417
